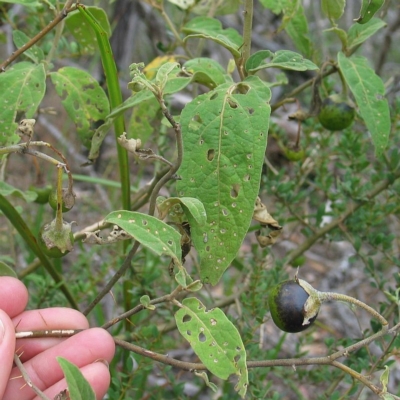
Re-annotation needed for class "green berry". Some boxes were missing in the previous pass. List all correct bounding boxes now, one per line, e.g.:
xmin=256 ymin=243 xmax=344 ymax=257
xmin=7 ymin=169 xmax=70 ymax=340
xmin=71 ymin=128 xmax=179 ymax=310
xmin=268 ymin=280 xmax=318 ymax=333
xmin=48 ymin=188 xmax=74 ymax=213
xmin=29 ymin=185 xmax=52 ymax=205
xmin=318 ymin=95 xmax=355 ymax=131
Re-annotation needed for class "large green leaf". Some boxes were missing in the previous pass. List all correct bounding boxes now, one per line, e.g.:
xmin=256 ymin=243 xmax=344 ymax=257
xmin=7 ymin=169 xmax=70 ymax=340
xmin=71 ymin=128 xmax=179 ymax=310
xmin=175 ymin=297 xmax=248 ymax=397
xmin=57 ymin=357 xmax=96 ymax=400
xmin=246 ymin=50 xmax=318 ymax=73
xmin=105 ymin=211 xmax=182 ymax=264
xmin=337 ymin=52 xmax=390 ymax=156
xmin=176 ymin=76 xmax=271 ymax=285
xmin=182 ymin=17 xmax=243 ymax=58
xmin=0 ymin=62 xmax=46 ymax=146
xmin=66 ymin=7 xmax=111 ymax=54
xmin=347 ymin=18 xmax=386 ymax=50
xmin=50 ymin=66 xmax=110 ymax=148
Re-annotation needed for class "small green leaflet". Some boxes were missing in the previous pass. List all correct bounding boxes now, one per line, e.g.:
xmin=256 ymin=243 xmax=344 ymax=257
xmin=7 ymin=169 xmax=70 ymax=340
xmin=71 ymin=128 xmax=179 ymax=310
xmin=50 ymin=66 xmax=110 ymax=148
xmin=104 ymin=211 xmax=182 ymax=265
xmin=0 ymin=261 xmax=17 ymax=278
xmin=175 ymin=297 xmax=248 ymax=397
xmin=321 ymin=0 xmax=345 ymax=20
xmin=246 ymin=50 xmax=318 ymax=73
xmin=177 ymin=76 xmax=271 ymax=285
xmin=337 ymin=52 xmax=390 ymax=156
xmin=347 ymin=18 xmax=386 ymax=50
xmin=66 ymin=7 xmax=111 ymax=54
xmin=0 ymin=182 xmax=37 ymax=202
xmin=57 ymin=357 xmax=96 ymax=400
xmin=157 ymin=197 xmax=207 ymax=226
xmin=355 ymin=0 xmax=384 ymax=24
xmin=182 ymin=17 xmax=243 ymax=58
xmin=12 ymin=31 xmax=44 ymax=64
xmin=184 ymin=58 xmax=232 ymax=89
xmin=0 ymin=62 xmax=46 ymax=146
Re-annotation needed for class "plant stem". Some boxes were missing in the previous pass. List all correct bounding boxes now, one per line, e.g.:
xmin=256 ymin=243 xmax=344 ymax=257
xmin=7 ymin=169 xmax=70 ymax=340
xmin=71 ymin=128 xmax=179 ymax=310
xmin=240 ymin=0 xmax=254 ymax=79
xmin=319 ymin=291 xmax=388 ymax=327
xmin=0 ymin=194 xmax=78 ymax=308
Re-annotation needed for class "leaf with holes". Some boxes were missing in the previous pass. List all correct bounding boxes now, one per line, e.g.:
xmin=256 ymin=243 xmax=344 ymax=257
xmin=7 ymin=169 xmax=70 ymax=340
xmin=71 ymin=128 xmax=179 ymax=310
xmin=50 ymin=66 xmax=110 ymax=148
xmin=105 ymin=211 xmax=182 ymax=265
xmin=337 ymin=52 xmax=390 ymax=156
xmin=182 ymin=17 xmax=243 ymax=58
xmin=246 ymin=50 xmax=318 ymax=73
xmin=12 ymin=31 xmax=44 ymax=64
xmin=0 ymin=62 xmax=46 ymax=146
xmin=66 ymin=6 xmax=111 ymax=54
xmin=175 ymin=297 xmax=248 ymax=397
xmin=176 ymin=76 xmax=271 ymax=285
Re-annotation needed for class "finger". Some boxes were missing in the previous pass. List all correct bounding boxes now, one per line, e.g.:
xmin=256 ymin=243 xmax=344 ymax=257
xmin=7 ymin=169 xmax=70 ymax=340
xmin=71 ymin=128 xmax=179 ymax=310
xmin=33 ymin=361 xmax=111 ymax=400
xmin=0 ymin=277 xmax=28 ymax=317
xmin=0 ymin=311 xmax=16 ymax=399
xmin=4 ymin=328 xmax=115 ymax=400
xmin=14 ymin=308 xmax=89 ymax=362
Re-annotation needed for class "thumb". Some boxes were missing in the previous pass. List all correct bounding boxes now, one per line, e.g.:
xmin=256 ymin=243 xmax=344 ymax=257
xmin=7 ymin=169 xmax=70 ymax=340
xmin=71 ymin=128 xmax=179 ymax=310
xmin=0 ymin=310 xmax=16 ymax=399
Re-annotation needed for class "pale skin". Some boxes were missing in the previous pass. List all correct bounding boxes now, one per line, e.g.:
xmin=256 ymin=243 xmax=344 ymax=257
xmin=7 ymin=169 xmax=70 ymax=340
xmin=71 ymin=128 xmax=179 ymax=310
xmin=0 ymin=277 xmax=115 ymax=400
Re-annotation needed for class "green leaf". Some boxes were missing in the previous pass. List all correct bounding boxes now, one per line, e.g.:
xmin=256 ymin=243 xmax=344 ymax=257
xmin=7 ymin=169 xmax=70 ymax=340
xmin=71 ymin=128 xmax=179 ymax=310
xmin=0 ymin=0 xmax=40 ymax=6
xmin=355 ymin=0 xmax=384 ymax=24
xmin=0 ymin=261 xmax=17 ymax=278
xmin=337 ymin=52 xmax=390 ymax=156
xmin=140 ymin=295 xmax=156 ymax=310
xmin=104 ymin=211 xmax=182 ymax=264
xmin=325 ymin=27 xmax=348 ymax=51
xmin=380 ymin=365 xmax=389 ymax=392
xmin=192 ymin=0 xmax=241 ymax=15
xmin=246 ymin=50 xmax=318 ymax=73
xmin=182 ymin=17 xmax=243 ymax=58
xmin=0 ymin=182 xmax=37 ymax=202
xmin=184 ymin=58 xmax=232 ymax=89
xmin=57 ymin=357 xmax=96 ymax=400
xmin=347 ymin=18 xmax=386 ymax=50
xmin=259 ymin=0 xmax=285 ymax=14
xmin=284 ymin=4 xmax=312 ymax=57
xmin=0 ymin=62 xmax=46 ymax=146
xmin=321 ymin=0 xmax=345 ymax=20
xmin=155 ymin=62 xmax=181 ymax=92
xmin=50 ymin=66 xmax=110 ymax=148
xmin=177 ymin=76 xmax=271 ymax=285
xmin=175 ymin=297 xmax=248 ymax=397
xmin=66 ymin=7 xmax=111 ymax=54
xmin=157 ymin=197 xmax=207 ymax=226
xmin=111 ymin=75 xmax=192 ymax=119
xmin=12 ymin=30 xmax=44 ymax=63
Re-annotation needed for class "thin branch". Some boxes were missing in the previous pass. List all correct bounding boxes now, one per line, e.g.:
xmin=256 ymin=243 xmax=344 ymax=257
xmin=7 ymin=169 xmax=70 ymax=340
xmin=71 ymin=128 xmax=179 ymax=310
xmin=286 ymin=170 xmax=400 ymax=265
xmin=0 ymin=0 xmax=76 ymax=72
xmin=13 ymin=353 xmax=52 ymax=400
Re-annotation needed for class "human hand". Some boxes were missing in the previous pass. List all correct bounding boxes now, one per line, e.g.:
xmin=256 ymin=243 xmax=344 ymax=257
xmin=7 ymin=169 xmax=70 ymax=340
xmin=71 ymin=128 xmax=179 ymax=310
xmin=0 ymin=276 xmax=115 ymax=400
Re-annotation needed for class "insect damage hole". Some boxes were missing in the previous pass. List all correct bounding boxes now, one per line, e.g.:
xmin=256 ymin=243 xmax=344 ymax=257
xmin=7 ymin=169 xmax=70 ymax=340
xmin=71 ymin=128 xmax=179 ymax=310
xmin=198 ymin=332 xmax=206 ymax=342
xmin=207 ymin=149 xmax=215 ymax=161
xmin=182 ymin=314 xmax=192 ymax=323
xmin=227 ymin=98 xmax=238 ymax=109
xmin=230 ymin=184 xmax=240 ymax=198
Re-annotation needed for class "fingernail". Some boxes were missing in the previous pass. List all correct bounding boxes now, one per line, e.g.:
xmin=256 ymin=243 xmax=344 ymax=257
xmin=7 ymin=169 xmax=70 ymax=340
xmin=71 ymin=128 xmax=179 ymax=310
xmin=0 ymin=316 xmax=5 ymax=345
xmin=94 ymin=358 xmax=109 ymax=369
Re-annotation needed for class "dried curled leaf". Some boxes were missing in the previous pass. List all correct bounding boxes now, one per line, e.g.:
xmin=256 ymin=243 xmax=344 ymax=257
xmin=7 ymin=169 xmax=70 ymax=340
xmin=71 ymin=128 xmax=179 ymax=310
xmin=253 ymin=197 xmax=282 ymax=247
